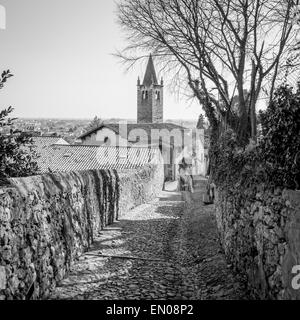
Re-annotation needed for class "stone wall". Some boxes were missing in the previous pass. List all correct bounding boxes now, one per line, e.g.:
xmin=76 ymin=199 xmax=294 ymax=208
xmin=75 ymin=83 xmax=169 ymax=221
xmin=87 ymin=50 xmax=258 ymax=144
xmin=215 ymin=186 xmax=300 ymax=299
xmin=0 ymin=163 xmax=164 ymax=300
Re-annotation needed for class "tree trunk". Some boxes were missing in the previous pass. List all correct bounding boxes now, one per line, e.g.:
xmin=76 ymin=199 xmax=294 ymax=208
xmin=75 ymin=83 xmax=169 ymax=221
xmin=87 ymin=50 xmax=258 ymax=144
xmin=250 ymin=100 xmax=257 ymax=141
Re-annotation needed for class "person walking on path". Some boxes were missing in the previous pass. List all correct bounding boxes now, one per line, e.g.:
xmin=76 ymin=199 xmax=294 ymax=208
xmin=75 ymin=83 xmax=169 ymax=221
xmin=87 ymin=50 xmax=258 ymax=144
xmin=177 ymin=157 xmax=194 ymax=208
xmin=203 ymin=157 xmax=216 ymax=205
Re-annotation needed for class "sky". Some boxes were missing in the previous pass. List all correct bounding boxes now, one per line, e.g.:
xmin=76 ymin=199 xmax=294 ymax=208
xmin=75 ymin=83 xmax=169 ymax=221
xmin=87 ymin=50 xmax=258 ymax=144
xmin=0 ymin=0 xmax=201 ymax=120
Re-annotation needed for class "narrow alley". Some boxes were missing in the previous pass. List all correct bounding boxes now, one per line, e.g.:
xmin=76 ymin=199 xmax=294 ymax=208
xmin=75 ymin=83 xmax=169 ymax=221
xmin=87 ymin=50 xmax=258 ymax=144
xmin=50 ymin=180 xmax=249 ymax=300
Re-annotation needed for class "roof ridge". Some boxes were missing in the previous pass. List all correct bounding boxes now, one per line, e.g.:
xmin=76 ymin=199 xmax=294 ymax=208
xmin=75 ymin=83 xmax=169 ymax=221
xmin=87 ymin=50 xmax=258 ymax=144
xmin=50 ymin=144 xmax=158 ymax=149
xmin=77 ymin=122 xmax=188 ymax=140
xmin=34 ymin=136 xmax=63 ymax=139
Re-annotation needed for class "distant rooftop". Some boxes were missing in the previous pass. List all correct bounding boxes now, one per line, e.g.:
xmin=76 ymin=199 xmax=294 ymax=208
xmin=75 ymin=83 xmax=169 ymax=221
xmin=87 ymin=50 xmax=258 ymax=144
xmin=33 ymin=136 xmax=69 ymax=148
xmin=78 ymin=122 xmax=187 ymax=141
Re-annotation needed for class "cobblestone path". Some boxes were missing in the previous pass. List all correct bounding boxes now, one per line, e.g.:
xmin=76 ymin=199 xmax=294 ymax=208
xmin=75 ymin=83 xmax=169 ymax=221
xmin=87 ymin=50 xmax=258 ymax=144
xmin=50 ymin=183 xmax=250 ymax=300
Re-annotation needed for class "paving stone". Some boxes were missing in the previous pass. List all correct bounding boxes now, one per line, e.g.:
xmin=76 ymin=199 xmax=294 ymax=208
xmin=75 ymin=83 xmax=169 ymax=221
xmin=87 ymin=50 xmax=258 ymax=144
xmin=50 ymin=189 xmax=249 ymax=300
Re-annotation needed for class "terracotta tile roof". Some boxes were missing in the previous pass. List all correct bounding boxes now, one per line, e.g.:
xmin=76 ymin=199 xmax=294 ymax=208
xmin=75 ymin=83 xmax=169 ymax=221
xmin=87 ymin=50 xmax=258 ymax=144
xmin=36 ymin=144 xmax=160 ymax=174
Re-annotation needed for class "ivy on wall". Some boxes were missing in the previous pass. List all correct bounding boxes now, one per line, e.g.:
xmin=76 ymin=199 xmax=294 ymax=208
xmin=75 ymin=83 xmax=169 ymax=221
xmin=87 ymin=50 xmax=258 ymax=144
xmin=211 ymin=84 xmax=300 ymax=191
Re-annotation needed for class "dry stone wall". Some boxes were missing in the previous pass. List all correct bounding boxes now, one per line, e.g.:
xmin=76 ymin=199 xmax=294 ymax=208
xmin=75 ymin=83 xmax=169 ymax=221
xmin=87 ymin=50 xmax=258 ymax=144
xmin=215 ymin=186 xmax=300 ymax=299
xmin=0 ymin=163 xmax=164 ymax=300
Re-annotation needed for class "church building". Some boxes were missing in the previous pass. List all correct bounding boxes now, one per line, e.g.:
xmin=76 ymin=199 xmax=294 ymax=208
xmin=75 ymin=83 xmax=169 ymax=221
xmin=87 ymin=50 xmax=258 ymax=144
xmin=77 ymin=55 xmax=205 ymax=180
xmin=137 ymin=54 xmax=164 ymax=124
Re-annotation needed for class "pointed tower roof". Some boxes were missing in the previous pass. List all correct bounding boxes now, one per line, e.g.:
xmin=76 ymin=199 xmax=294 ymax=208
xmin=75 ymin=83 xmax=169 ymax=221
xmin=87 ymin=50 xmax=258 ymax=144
xmin=142 ymin=54 xmax=158 ymax=86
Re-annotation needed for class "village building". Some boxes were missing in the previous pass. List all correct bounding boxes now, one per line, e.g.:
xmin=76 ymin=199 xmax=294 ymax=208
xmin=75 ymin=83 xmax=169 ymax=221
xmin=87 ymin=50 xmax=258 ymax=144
xmin=77 ymin=55 xmax=207 ymax=180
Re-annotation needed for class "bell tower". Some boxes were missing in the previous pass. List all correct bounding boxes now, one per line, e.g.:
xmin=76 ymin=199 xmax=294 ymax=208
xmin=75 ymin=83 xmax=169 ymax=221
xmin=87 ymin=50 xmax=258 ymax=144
xmin=137 ymin=54 xmax=163 ymax=123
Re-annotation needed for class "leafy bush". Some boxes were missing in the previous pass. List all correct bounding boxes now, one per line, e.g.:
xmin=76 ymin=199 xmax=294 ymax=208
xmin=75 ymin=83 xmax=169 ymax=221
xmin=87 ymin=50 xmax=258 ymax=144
xmin=0 ymin=71 xmax=38 ymax=180
xmin=212 ymin=84 xmax=300 ymax=190
xmin=0 ymin=107 xmax=39 ymax=179
xmin=259 ymin=85 xmax=300 ymax=189
xmin=211 ymin=129 xmax=260 ymax=191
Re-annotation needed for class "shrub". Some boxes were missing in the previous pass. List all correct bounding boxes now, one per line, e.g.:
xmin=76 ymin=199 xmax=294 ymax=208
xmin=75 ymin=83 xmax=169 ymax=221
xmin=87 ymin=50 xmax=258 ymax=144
xmin=0 ymin=71 xmax=38 ymax=180
xmin=0 ymin=107 xmax=39 ymax=179
xmin=259 ymin=84 xmax=300 ymax=189
xmin=212 ymin=84 xmax=300 ymax=190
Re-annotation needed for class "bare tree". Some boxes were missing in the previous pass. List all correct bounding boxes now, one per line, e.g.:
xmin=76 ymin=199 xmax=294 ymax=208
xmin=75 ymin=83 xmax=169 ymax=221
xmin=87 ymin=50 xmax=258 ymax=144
xmin=117 ymin=0 xmax=299 ymax=145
